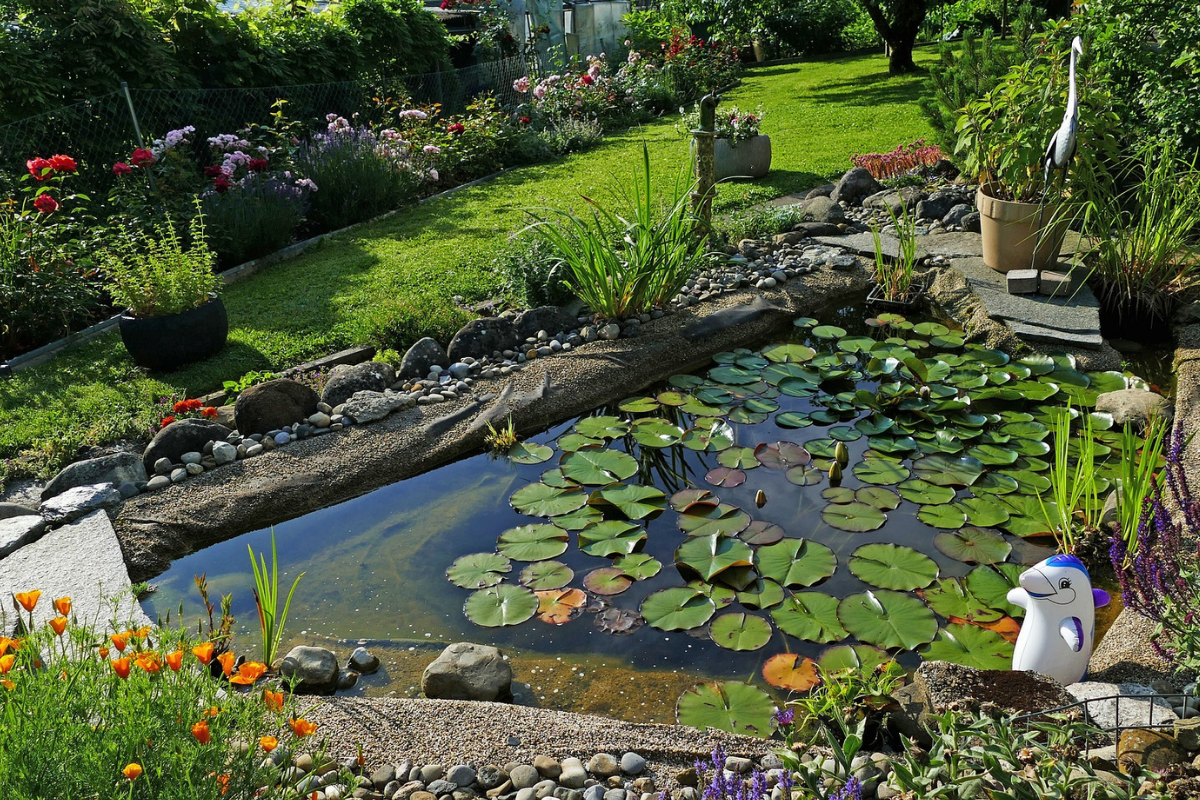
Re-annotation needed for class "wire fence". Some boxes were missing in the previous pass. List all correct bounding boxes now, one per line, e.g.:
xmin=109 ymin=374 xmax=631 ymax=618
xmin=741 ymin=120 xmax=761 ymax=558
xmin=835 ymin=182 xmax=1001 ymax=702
xmin=1010 ymin=692 xmax=1186 ymax=748
xmin=0 ymin=55 xmax=534 ymax=192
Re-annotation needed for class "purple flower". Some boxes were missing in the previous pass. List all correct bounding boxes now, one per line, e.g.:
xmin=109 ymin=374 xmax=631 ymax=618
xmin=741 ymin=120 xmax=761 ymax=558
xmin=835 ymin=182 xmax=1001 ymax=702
xmin=827 ymin=778 xmax=862 ymax=800
xmin=772 ymin=706 xmax=794 ymax=727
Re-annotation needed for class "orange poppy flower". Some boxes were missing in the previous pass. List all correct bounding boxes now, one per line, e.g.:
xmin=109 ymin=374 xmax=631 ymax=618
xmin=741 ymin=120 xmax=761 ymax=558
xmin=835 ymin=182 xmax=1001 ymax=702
xmin=228 ymin=661 xmax=267 ymax=685
xmin=216 ymin=651 xmax=236 ymax=677
xmin=131 ymin=626 xmax=152 ymax=640
xmin=122 ymin=763 xmax=143 ymax=781
xmin=166 ymin=650 xmax=184 ymax=671
xmin=14 ymin=590 xmax=40 ymax=612
xmin=111 ymin=657 xmax=131 ymax=680
xmin=260 ymin=735 xmax=278 ymax=752
xmin=192 ymin=719 xmax=211 ymax=745
xmin=49 ymin=617 xmax=68 ymax=636
xmin=192 ymin=642 xmax=215 ymax=664
xmin=217 ymin=774 xmax=230 ymax=796
xmin=203 ymin=706 xmax=221 ymax=718
xmin=98 ymin=646 xmax=110 ymax=659
xmin=288 ymin=718 xmax=318 ymax=738
xmin=0 ymin=636 xmax=18 ymax=655
xmin=0 ymin=654 xmax=14 ymax=674
xmin=134 ymin=653 xmax=161 ymax=674
xmin=53 ymin=596 xmax=71 ymax=616
xmin=1 ymin=679 xmax=14 ymax=691
xmin=110 ymin=632 xmax=129 ymax=652
xmin=263 ymin=689 xmax=285 ymax=712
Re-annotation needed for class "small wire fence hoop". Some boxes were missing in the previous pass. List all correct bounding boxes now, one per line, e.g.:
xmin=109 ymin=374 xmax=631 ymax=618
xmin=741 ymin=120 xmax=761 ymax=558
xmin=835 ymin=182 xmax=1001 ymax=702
xmin=1010 ymin=691 xmax=1185 ymax=749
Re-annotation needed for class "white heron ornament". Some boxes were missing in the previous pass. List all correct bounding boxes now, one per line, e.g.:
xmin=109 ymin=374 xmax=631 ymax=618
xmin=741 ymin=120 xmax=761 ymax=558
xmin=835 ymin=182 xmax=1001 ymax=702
xmin=1042 ymin=36 xmax=1084 ymax=195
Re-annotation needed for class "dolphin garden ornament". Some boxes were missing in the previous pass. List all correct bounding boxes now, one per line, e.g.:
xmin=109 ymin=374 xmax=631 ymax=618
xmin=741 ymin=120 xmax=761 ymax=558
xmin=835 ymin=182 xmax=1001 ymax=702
xmin=1007 ymin=554 xmax=1109 ymax=685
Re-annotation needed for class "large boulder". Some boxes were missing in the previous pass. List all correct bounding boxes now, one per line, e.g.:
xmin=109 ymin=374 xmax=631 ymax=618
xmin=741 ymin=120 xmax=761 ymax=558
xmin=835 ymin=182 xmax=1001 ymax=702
xmin=320 ymin=362 xmax=395 ymax=408
xmin=863 ymin=186 xmax=925 ymax=215
xmin=279 ymin=645 xmax=340 ymax=694
xmin=0 ymin=502 xmax=39 ymax=521
xmin=234 ymin=379 xmax=319 ymax=435
xmin=0 ymin=515 xmax=47 ymax=557
xmin=141 ymin=418 xmax=232 ymax=472
xmin=39 ymin=483 xmax=122 ymax=525
xmin=399 ymin=337 xmax=450 ymax=380
xmin=42 ymin=452 xmax=147 ymax=501
xmin=446 ymin=318 xmax=519 ymax=362
xmin=422 ymin=642 xmax=513 ymax=702
xmin=340 ymin=391 xmax=414 ymax=424
xmin=800 ymin=195 xmax=845 ymax=224
xmin=916 ymin=189 xmax=969 ymax=222
xmin=1095 ymin=388 xmax=1173 ymax=429
xmin=514 ymin=306 xmax=579 ymax=340
xmin=830 ymin=167 xmax=883 ymax=206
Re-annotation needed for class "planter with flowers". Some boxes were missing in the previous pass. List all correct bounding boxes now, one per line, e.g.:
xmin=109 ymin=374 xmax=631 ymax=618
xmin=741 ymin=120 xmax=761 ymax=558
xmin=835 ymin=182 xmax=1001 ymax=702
xmin=681 ymin=103 xmax=770 ymax=180
xmin=101 ymin=208 xmax=227 ymax=372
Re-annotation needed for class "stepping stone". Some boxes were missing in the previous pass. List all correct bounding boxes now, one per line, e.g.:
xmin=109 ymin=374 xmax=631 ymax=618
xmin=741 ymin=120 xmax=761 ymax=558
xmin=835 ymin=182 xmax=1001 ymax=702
xmin=813 ymin=231 xmax=984 ymax=261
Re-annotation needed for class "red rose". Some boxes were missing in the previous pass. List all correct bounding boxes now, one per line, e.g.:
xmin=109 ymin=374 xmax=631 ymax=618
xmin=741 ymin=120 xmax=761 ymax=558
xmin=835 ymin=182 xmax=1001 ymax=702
xmin=203 ymin=165 xmax=224 ymax=178
xmin=581 ymin=74 xmax=594 ymax=86
xmin=447 ymin=123 xmax=465 ymax=136
xmin=113 ymin=162 xmax=132 ymax=176
xmin=248 ymin=158 xmax=268 ymax=172
xmin=27 ymin=157 xmax=53 ymax=180
xmin=130 ymin=148 xmax=156 ymax=168
xmin=33 ymin=194 xmax=59 ymax=214
xmin=519 ymin=116 xmax=531 ymax=125
xmin=48 ymin=154 xmax=77 ymax=173
xmin=213 ymin=176 xmax=231 ymax=194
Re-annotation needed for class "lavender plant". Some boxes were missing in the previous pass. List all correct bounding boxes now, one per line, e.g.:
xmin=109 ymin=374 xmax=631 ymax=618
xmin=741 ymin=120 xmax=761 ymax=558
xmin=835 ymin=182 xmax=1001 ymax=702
xmin=692 ymin=745 xmax=792 ymax=800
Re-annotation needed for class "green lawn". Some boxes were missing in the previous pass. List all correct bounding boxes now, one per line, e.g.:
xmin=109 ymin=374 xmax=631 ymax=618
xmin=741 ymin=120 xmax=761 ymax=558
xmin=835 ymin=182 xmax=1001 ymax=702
xmin=0 ymin=48 xmax=937 ymax=486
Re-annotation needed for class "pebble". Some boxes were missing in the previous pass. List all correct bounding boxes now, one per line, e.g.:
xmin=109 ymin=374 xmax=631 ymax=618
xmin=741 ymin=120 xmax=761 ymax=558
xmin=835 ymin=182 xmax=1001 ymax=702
xmin=145 ymin=475 xmax=171 ymax=490
xmin=599 ymin=324 xmax=620 ymax=341
xmin=274 ymin=432 xmax=290 ymax=446
xmin=725 ymin=757 xmax=752 ymax=774
xmin=212 ymin=441 xmax=237 ymax=465
xmin=559 ymin=759 xmax=587 ymax=789
xmin=534 ymin=756 xmax=562 ymax=780
xmin=181 ymin=451 xmax=202 ymax=465
xmin=185 ymin=462 xmax=204 ymax=476
xmin=154 ymin=457 xmax=173 ymax=475
xmin=170 ymin=467 xmax=188 ymax=483
xmin=427 ymin=779 xmax=457 ymax=795
xmin=421 ymin=765 xmax=445 ymax=783
xmin=586 ymin=754 xmax=619 ymax=779
xmin=446 ymin=766 xmax=476 ymax=787
xmin=310 ymin=412 xmax=332 ymax=427
xmin=246 ymin=443 xmax=264 ymax=457
xmin=533 ymin=779 xmax=558 ymax=799
xmin=476 ymin=766 xmax=504 ymax=790
xmin=620 ymin=754 xmax=645 ymax=776
xmin=583 ymin=786 xmax=606 ymax=800
xmin=510 ymin=765 xmax=540 ymax=790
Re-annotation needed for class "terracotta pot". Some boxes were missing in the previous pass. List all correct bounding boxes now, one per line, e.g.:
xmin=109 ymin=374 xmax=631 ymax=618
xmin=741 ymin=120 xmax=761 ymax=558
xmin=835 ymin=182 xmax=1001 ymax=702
xmin=714 ymin=135 xmax=772 ymax=181
xmin=976 ymin=184 xmax=1068 ymax=273
xmin=119 ymin=293 xmax=228 ymax=372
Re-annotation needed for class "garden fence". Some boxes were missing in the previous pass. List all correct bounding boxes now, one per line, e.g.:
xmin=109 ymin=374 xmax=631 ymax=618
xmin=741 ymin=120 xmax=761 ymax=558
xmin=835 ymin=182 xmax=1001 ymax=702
xmin=0 ymin=54 xmax=534 ymax=189
xmin=1009 ymin=691 xmax=1185 ymax=748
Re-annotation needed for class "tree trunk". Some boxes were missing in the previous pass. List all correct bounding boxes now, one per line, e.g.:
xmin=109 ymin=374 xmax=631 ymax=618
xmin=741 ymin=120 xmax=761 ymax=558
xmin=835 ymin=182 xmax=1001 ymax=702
xmin=860 ymin=0 xmax=928 ymax=74
xmin=888 ymin=30 xmax=919 ymax=72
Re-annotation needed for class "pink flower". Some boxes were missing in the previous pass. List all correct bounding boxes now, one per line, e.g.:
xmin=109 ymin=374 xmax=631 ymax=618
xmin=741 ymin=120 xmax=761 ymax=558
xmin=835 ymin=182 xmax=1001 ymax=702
xmin=513 ymin=76 xmax=531 ymax=93
xmin=112 ymin=162 xmax=132 ymax=176
xmin=423 ymin=145 xmax=441 ymax=155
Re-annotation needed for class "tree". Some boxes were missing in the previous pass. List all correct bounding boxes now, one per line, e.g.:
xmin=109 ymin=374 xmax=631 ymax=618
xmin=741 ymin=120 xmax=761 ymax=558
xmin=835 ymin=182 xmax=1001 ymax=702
xmin=857 ymin=0 xmax=929 ymax=73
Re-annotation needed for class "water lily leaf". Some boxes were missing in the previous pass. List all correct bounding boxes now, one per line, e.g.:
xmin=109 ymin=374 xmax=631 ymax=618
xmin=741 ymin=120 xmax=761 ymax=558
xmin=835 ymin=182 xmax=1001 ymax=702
xmin=678 ymin=503 xmax=752 ymax=538
xmin=964 ymin=564 xmax=1025 ymax=617
xmin=855 ymin=415 xmax=895 ymax=436
xmin=838 ymin=590 xmax=938 ymax=650
xmin=631 ymin=418 xmax=685 ymax=448
xmin=913 ymin=454 xmax=985 ymax=487
xmin=464 ymin=584 xmax=539 ymax=627
xmin=919 ymin=623 xmax=1015 ymax=670
xmin=829 ymin=426 xmax=862 ymax=442
xmin=736 ymin=354 xmax=769 ymax=370
xmin=447 ymin=553 xmax=512 ymax=589
xmin=817 ymin=644 xmax=893 ymax=674
xmin=706 ymin=467 xmax=747 ymax=487
xmin=708 ymin=365 xmax=760 ymax=385
xmin=598 ymin=484 xmax=667 ymax=520
xmin=689 ymin=580 xmax=739 ymax=607
xmin=822 ymin=502 xmax=887 ymax=532
xmin=772 ymin=593 xmax=848 ymax=643
xmin=856 ymin=487 xmax=902 ymax=510
xmin=776 ymin=411 xmax=814 ymax=428
xmin=578 ymin=520 xmax=646 ymax=557
xmin=837 ymin=335 xmax=877 ymax=353
xmin=793 ymin=316 xmax=818 ymax=328
xmin=739 ymin=521 xmax=786 ymax=545
xmin=809 ymin=409 xmax=843 ymax=424
xmin=557 ymin=434 xmax=604 ymax=453
xmin=669 ymin=373 xmax=704 ymax=389
xmin=1087 ymin=371 xmax=1127 ymax=393
xmin=931 ymin=333 xmax=965 ymax=349
xmin=913 ymin=322 xmax=950 ymax=337
xmin=736 ymin=578 xmax=785 ymax=610
xmin=755 ymin=539 xmax=837 ymax=587
xmin=539 ymin=468 xmax=574 ymax=488
xmin=614 ymin=553 xmax=662 ymax=580
xmin=762 ymin=653 xmax=820 ymax=691
xmin=681 ymin=420 xmax=736 ymax=452
xmin=1017 ymin=354 xmax=1057 ymax=375
xmin=657 ymin=390 xmax=689 ymax=406
xmin=1001 ymin=469 xmax=1052 ymax=493
xmin=508 ymin=442 xmax=554 ymax=464
xmin=670 ymin=488 xmax=715 ymax=511
xmin=710 ymin=612 xmax=773 ymax=651
xmin=812 ymin=325 xmax=847 ymax=339
xmin=676 ymin=681 xmax=775 ymax=737
xmin=552 ymin=506 xmax=603 ymax=531
xmin=583 ymin=567 xmax=633 ymax=596
xmin=849 ymin=543 xmax=939 ymax=591
xmin=822 ymin=487 xmax=856 ymax=504
xmin=560 ymin=450 xmax=639 ymax=485
xmin=851 ymin=459 xmax=910 ymax=486
xmin=1000 ymin=421 xmax=1050 ymax=440
xmin=497 ymin=524 xmax=570 ymax=561
xmin=718 ymin=446 xmax=760 ymax=469
xmin=536 ymin=588 xmax=588 ymax=624
xmin=803 ymin=438 xmax=837 ymax=459
xmin=964 ymin=444 xmax=1018 ymax=466
xmin=680 ymin=397 xmax=728 ymax=416
xmin=964 ymin=345 xmax=1010 ymax=367
xmin=954 ymin=498 xmax=1011 ymax=527
xmin=971 ymin=472 xmax=1019 ymax=495
xmin=763 ymin=343 xmax=817 ymax=363
xmin=619 ymin=396 xmax=660 ymax=413
xmin=642 ymin=587 xmax=716 ymax=631
xmin=696 ymin=387 xmax=735 ymax=406
xmin=920 ymin=578 xmax=1003 ymax=623
xmin=519 ymin=560 xmax=573 ymax=590
xmin=785 ymin=466 xmax=823 ymax=486
xmin=898 ymin=479 xmax=956 ymax=505
xmin=934 ymin=526 xmax=1012 ymax=564
xmin=754 ymin=442 xmax=811 ymax=469
xmin=764 ymin=362 xmax=820 ymax=384
xmin=676 ymin=534 xmax=755 ymax=582
xmin=1012 ymin=380 xmax=1059 ymax=401
xmin=574 ymin=415 xmax=630 ymax=440
xmin=510 ymin=482 xmax=587 ymax=517
xmin=917 ymin=503 xmax=967 ymax=530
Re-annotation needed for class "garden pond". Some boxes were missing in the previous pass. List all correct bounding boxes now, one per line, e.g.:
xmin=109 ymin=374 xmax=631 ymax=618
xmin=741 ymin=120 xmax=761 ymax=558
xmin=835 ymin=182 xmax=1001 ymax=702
xmin=145 ymin=304 xmax=1150 ymax=731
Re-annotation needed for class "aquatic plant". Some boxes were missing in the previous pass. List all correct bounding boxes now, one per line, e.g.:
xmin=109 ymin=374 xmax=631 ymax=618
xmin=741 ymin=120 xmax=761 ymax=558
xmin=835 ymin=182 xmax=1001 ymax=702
xmin=1040 ymin=403 xmax=1101 ymax=555
xmin=869 ymin=202 xmax=920 ymax=302
xmin=1115 ymin=416 xmax=1167 ymax=566
xmin=248 ymin=530 xmax=305 ymax=667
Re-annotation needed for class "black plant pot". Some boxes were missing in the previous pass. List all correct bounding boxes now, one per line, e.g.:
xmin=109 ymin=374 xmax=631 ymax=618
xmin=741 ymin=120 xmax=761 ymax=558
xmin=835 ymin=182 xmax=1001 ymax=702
xmin=119 ymin=293 xmax=228 ymax=372
xmin=1094 ymin=285 xmax=1176 ymax=345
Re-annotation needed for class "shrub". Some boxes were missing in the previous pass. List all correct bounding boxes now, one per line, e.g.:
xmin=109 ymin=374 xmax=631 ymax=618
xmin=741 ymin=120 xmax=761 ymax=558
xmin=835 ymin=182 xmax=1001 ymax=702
xmin=537 ymin=116 xmax=605 ymax=156
xmin=851 ymin=139 xmax=943 ymax=180
xmin=202 ymin=173 xmax=312 ymax=267
xmin=342 ymin=0 xmax=451 ymax=80
xmin=715 ymin=204 xmax=803 ymax=243
xmin=622 ymin=9 xmax=678 ymax=51
xmin=100 ymin=209 xmax=220 ymax=318
xmin=361 ymin=294 xmax=473 ymax=353
xmin=493 ymin=236 xmax=576 ymax=308
xmin=760 ymin=0 xmax=864 ymax=57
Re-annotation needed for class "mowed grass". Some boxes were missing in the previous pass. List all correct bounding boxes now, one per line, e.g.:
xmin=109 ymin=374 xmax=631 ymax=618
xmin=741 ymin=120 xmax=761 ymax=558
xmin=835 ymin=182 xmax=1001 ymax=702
xmin=0 ymin=48 xmax=937 ymax=484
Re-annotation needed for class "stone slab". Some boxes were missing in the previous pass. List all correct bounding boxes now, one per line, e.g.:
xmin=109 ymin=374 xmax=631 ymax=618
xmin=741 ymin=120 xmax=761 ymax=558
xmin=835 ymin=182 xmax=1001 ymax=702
xmin=1067 ymin=682 xmax=1178 ymax=732
xmin=952 ymin=257 xmax=1102 ymax=335
xmin=814 ymin=231 xmax=985 ymax=261
xmin=0 ymin=515 xmax=47 ymax=558
xmin=1006 ymin=321 xmax=1106 ymax=348
xmin=0 ymin=510 xmax=150 ymax=635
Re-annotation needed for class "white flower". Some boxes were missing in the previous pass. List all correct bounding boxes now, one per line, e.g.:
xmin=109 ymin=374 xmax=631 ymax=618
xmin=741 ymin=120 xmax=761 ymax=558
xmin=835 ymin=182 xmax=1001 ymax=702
xmin=423 ymin=145 xmax=441 ymax=154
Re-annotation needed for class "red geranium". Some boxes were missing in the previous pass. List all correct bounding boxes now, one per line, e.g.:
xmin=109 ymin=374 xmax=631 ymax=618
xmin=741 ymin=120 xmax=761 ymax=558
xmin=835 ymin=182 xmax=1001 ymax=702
xmin=213 ymin=176 xmax=231 ymax=194
xmin=48 ymin=154 xmax=77 ymax=173
xmin=203 ymin=165 xmax=224 ymax=178
xmin=27 ymin=157 xmax=53 ymax=180
xmin=519 ymin=116 xmax=531 ymax=125
xmin=447 ymin=123 xmax=465 ymax=136
xmin=160 ymin=415 xmax=176 ymax=427
xmin=33 ymin=194 xmax=59 ymax=214
xmin=112 ymin=162 xmax=132 ymax=176
xmin=173 ymin=399 xmax=203 ymax=413
xmin=201 ymin=406 xmax=218 ymax=419
xmin=130 ymin=148 xmax=156 ymax=168
xmin=247 ymin=158 xmax=268 ymax=172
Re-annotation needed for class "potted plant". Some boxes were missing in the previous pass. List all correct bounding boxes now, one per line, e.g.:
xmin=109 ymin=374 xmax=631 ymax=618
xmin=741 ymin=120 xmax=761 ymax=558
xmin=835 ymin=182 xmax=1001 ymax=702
xmin=101 ymin=209 xmax=227 ymax=371
xmin=681 ymin=103 xmax=771 ymax=180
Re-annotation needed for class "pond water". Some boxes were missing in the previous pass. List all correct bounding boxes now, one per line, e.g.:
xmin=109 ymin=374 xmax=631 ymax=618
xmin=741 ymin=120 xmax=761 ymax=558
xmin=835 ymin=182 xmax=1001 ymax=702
xmin=145 ymin=302 xmax=1144 ymax=726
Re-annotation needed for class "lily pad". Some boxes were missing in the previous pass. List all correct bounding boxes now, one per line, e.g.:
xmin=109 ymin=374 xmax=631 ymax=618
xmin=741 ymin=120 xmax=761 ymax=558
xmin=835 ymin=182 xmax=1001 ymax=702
xmin=583 ymin=567 xmax=633 ymax=596
xmin=710 ymin=612 xmax=773 ymax=651
xmin=763 ymin=343 xmax=816 ymax=363
xmin=736 ymin=579 xmax=786 ymax=610
xmin=676 ymin=534 xmax=755 ymax=582
xmin=536 ymin=588 xmax=588 ymax=624
xmin=856 ymin=487 xmax=902 ymax=510
xmin=934 ymin=526 xmax=1012 ymax=564
xmin=560 ymin=450 xmax=639 ymax=485
xmin=508 ymin=442 xmax=554 ymax=464
xmin=464 ymin=584 xmax=539 ymax=627
xmin=676 ymin=681 xmax=775 ymax=737
xmin=631 ymin=419 xmax=685 ymax=448
xmin=614 ymin=553 xmax=662 ymax=580
xmin=822 ymin=487 xmax=856 ymax=504
xmin=917 ymin=503 xmax=967 ymax=530
xmin=964 ymin=564 xmax=1025 ymax=617
xmin=852 ymin=459 xmax=910 ymax=486
xmin=817 ymin=644 xmax=893 ymax=674
xmin=755 ymin=538 xmax=837 ymax=587
xmin=913 ymin=454 xmax=985 ymax=487
xmin=595 ymin=606 xmax=643 ymax=636
xmin=681 ymin=420 xmax=736 ymax=452
xmin=772 ymin=592 xmax=848 ymax=644
xmin=447 ymin=553 xmax=513 ymax=589
xmin=785 ymin=466 xmax=824 ymax=486
xmin=706 ymin=467 xmax=747 ymax=487
xmin=709 ymin=365 xmax=761 ymax=386
xmin=776 ymin=411 xmax=814 ymax=429
xmin=966 ymin=444 xmax=1020 ymax=466
xmin=557 ymin=434 xmax=603 ymax=453
xmin=618 ymin=396 xmax=661 ymax=413
xmin=642 ymin=587 xmax=716 ymax=631
xmin=518 ymin=560 xmax=574 ymax=590
xmin=848 ymin=544 xmax=938 ymax=591
xmin=669 ymin=488 xmax=716 ymax=511
xmin=552 ymin=506 xmax=603 ymax=531
xmin=822 ymin=502 xmax=887 ymax=532
xmin=738 ymin=521 xmax=786 ymax=545
xmin=510 ymin=482 xmax=587 ymax=517
xmin=598 ymin=484 xmax=667 ymax=520
xmin=918 ymin=623 xmax=1015 ymax=670
xmin=812 ymin=324 xmax=847 ymax=339
xmin=762 ymin=653 xmax=820 ymax=691
xmin=678 ymin=503 xmax=752 ymax=538
xmin=898 ymin=479 xmax=956 ymax=505
xmin=717 ymin=446 xmax=760 ymax=469
xmin=497 ymin=524 xmax=570 ymax=561
xmin=837 ymin=590 xmax=938 ymax=650
xmin=578 ymin=520 xmax=646 ymax=557
xmin=574 ymin=416 xmax=630 ymax=440
xmin=754 ymin=442 xmax=811 ymax=469
xmin=919 ymin=578 xmax=1004 ymax=623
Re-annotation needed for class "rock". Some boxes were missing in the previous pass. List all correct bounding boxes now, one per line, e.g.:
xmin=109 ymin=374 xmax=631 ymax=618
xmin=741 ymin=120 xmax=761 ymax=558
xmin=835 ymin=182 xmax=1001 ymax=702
xmin=142 ymin=418 xmax=233 ymax=471
xmin=181 ymin=451 xmax=202 ymax=465
xmin=586 ymin=754 xmax=619 ymax=779
xmin=674 ymin=768 xmax=697 ymax=787
xmin=39 ymin=483 xmax=122 ymax=525
xmin=830 ymin=167 xmax=883 ymax=206
xmin=153 ymin=457 xmax=173 ymax=475
xmin=0 ymin=502 xmax=38 ymax=521
xmin=533 ymin=780 xmax=557 ymax=799
xmin=447 ymin=766 xmax=476 ymax=788
xmin=41 ymin=452 xmax=147 ymax=501
xmin=348 ymin=647 xmax=380 ymax=675
xmin=170 ymin=467 xmax=187 ymax=483
xmin=533 ymin=757 xmax=562 ymax=780
xmin=399 ymin=338 xmax=450 ymax=380
xmin=145 ymin=475 xmax=171 ymax=490
xmin=341 ymin=391 xmax=413 ymax=424
xmin=514 ymin=306 xmax=578 ymax=339
xmin=962 ymin=211 xmax=982 ymax=233
xmin=725 ymin=757 xmax=752 ymax=774
xmin=559 ymin=759 xmax=587 ymax=789
xmin=915 ymin=189 xmax=965 ymax=222
xmin=322 ymin=362 xmax=396 ymax=408
xmin=620 ymin=754 xmax=645 ymax=776
xmin=943 ymin=204 xmax=973 ymax=228
xmin=509 ymin=766 xmax=540 ymax=790
xmin=603 ymin=790 xmax=625 ymax=800
xmin=1067 ymin=682 xmax=1178 ymax=731
xmin=233 ymin=379 xmax=318 ymax=436
xmin=554 ymin=789 xmax=583 ymax=800
xmin=599 ymin=324 xmax=620 ymax=341
xmin=583 ymin=786 xmax=606 ymax=800
xmin=337 ymin=669 xmax=360 ymax=691
xmin=1095 ymin=389 xmax=1173 ymax=429
xmin=428 ymin=779 xmax=458 ymax=796
xmin=863 ymin=187 xmax=924 ymax=215
xmin=279 ymin=645 xmax=340 ymax=694
xmin=1176 ymin=718 xmax=1200 ymax=751
xmin=804 ymin=183 xmax=836 ymax=199
xmin=447 ymin=318 xmax=519 ymax=363
xmin=476 ymin=767 xmax=505 ymax=791
xmin=801 ymin=195 xmax=845 ymax=224
xmin=0 ymin=515 xmax=48 ymax=557
xmin=1118 ymin=729 xmax=1187 ymax=774
xmin=790 ymin=221 xmax=845 ymax=238
xmin=209 ymin=440 xmax=237 ymax=466
xmin=631 ymin=779 xmax=655 ymax=795
xmin=412 ymin=792 xmax=438 ymax=800
xmin=931 ymin=159 xmax=960 ymax=180
xmin=915 ymin=662 xmax=1077 ymax=723
xmin=372 ymin=766 xmax=397 ymax=789
xmin=423 ymin=765 xmax=445 ymax=782
xmin=421 ymin=642 xmax=513 ymax=702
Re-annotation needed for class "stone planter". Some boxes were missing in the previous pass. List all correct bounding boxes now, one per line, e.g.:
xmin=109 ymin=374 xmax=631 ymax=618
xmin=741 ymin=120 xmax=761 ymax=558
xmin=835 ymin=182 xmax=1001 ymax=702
xmin=119 ymin=293 xmax=228 ymax=372
xmin=714 ymin=135 xmax=772 ymax=181
xmin=976 ymin=183 xmax=1068 ymax=273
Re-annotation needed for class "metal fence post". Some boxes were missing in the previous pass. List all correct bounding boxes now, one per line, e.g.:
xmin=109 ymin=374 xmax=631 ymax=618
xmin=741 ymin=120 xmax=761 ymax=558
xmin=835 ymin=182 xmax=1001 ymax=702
xmin=120 ymin=81 xmax=147 ymax=149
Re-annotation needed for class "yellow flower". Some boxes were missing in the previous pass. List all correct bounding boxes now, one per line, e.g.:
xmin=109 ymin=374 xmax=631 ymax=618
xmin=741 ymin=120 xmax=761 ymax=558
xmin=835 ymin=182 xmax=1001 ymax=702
xmin=49 ymin=617 xmax=68 ymax=636
xmin=53 ymin=596 xmax=71 ymax=616
xmin=14 ymin=590 xmax=40 ymax=612
xmin=122 ymin=763 xmax=143 ymax=781
xmin=260 ymin=735 xmax=278 ymax=752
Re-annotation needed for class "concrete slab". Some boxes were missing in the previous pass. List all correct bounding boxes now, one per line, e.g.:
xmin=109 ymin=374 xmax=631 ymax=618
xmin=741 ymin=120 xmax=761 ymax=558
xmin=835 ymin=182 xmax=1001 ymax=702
xmin=814 ymin=230 xmax=985 ymax=261
xmin=952 ymin=257 xmax=1102 ymax=335
xmin=0 ymin=510 xmax=149 ymax=634
xmin=1006 ymin=321 xmax=1106 ymax=348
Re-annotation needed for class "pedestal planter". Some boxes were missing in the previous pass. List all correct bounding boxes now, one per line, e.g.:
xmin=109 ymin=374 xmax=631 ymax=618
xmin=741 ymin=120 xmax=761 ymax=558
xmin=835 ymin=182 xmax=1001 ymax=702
xmin=714 ymin=135 xmax=772 ymax=181
xmin=976 ymin=183 xmax=1068 ymax=273
xmin=119 ymin=293 xmax=228 ymax=372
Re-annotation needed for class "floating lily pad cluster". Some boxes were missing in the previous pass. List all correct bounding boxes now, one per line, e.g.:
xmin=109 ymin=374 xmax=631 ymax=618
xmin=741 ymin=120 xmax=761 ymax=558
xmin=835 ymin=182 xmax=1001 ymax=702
xmin=445 ymin=313 xmax=1150 ymax=735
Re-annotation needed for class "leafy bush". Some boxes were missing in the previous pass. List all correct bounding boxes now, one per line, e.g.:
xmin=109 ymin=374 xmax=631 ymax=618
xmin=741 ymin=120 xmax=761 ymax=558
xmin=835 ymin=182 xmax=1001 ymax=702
xmin=101 ymin=209 xmax=220 ymax=318
xmin=203 ymin=173 xmax=311 ymax=266
xmin=622 ymin=9 xmax=678 ymax=51
xmin=342 ymin=0 xmax=451 ymax=80
xmin=537 ymin=117 xmax=606 ymax=156
xmin=361 ymin=295 xmax=473 ymax=353
xmin=493 ymin=236 xmax=575 ymax=308
xmin=851 ymin=139 xmax=943 ymax=180
xmin=759 ymin=0 xmax=866 ymax=57
xmin=715 ymin=204 xmax=803 ymax=243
